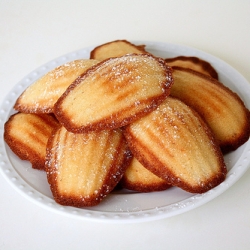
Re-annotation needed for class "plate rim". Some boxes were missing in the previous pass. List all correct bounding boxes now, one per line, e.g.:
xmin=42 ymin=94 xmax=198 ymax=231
xmin=0 ymin=40 xmax=250 ymax=223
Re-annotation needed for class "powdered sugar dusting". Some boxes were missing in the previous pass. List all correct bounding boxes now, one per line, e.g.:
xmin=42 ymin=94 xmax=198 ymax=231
xmin=127 ymin=97 xmax=226 ymax=191
xmin=15 ymin=59 xmax=98 ymax=113
xmin=45 ymin=126 xmax=130 ymax=207
xmin=56 ymin=54 xmax=173 ymax=132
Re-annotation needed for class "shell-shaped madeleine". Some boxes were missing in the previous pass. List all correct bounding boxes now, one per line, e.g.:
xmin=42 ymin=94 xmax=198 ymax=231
xmin=165 ymin=56 xmax=218 ymax=79
xmin=45 ymin=126 xmax=132 ymax=207
xmin=4 ymin=113 xmax=59 ymax=170
xmin=170 ymin=67 xmax=250 ymax=153
xmin=121 ymin=157 xmax=171 ymax=192
xmin=54 ymin=54 xmax=173 ymax=133
xmin=14 ymin=59 xmax=99 ymax=113
xmin=90 ymin=39 xmax=147 ymax=61
xmin=124 ymin=97 xmax=227 ymax=193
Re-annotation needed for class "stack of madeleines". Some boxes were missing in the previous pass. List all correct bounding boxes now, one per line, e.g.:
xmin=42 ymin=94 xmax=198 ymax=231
xmin=4 ymin=40 xmax=250 ymax=207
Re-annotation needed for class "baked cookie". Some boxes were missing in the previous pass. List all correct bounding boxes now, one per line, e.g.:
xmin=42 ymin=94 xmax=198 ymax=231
xmin=14 ymin=59 xmax=99 ymax=113
xmin=45 ymin=126 xmax=132 ymax=207
xmin=121 ymin=157 xmax=171 ymax=192
xmin=54 ymin=53 xmax=173 ymax=133
xmin=165 ymin=56 xmax=218 ymax=79
xmin=170 ymin=67 xmax=250 ymax=153
xmin=124 ymin=97 xmax=227 ymax=193
xmin=4 ymin=113 xmax=59 ymax=170
xmin=90 ymin=39 xmax=147 ymax=60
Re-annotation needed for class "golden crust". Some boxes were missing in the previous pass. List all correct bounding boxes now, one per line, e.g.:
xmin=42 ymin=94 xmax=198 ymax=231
xmin=90 ymin=39 xmax=147 ymax=60
xmin=170 ymin=67 xmax=250 ymax=153
xmin=165 ymin=56 xmax=218 ymax=79
xmin=4 ymin=113 xmax=59 ymax=170
xmin=45 ymin=126 xmax=132 ymax=207
xmin=124 ymin=97 xmax=227 ymax=194
xmin=14 ymin=59 xmax=99 ymax=113
xmin=54 ymin=53 xmax=173 ymax=133
xmin=5 ymin=39 xmax=246 ymax=205
xmin=121 ymin=156 xmax=171 ymax=192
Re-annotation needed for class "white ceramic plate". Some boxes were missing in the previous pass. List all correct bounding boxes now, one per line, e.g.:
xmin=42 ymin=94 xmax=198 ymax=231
xmin=1 ymin=41 xmax=250 ymax=223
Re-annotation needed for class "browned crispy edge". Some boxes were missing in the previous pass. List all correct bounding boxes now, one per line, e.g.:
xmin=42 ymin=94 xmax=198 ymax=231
xmin=45 ymin=126 xmax=132 ymax=207
xmin=120 ymin=156 xmax=172 ymax=192
xmin=4 ymin=113 xmax=59 ymax=170
xmin=54 ymin=54 xmax=174 ymax=133
xmin=123 ymin=104 xmax=227 ymax=194
xmin=121 ymin=174 xmax=172 ymax=193
xmin=165 ymin=56 xmax=218 ymax=79
xmin=172 ymin=66 xmax=250 ymax=153
xmin=90 ymin=39 xmax=147 ymax=59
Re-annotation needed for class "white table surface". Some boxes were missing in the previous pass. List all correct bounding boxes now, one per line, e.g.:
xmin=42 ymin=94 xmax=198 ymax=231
xmin=1 ymin=1 xmax=250 ymax=249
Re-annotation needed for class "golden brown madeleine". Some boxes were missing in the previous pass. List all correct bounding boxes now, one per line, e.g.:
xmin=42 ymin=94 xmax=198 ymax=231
xmin=54 ymin=54 xmax=173 ymax=133
xmin=4 ymin=113 xmax=59 ymax=170
xmin=121 ymin=157 xmax=171 ymax=192
xmin=165 ymin=56 xmax=218 ymax=79
xmin=14 ymin=59 xmax=99 ymax=113
xmin=170 ymin=67 xmax=250 ymax=153
xmin=45 ymin=126 xmax=132 ymax=207
xmin=90 ymin=40 xmax=147 ymax=60
xmin=124 ymin=97 xmax=227 ymax=194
